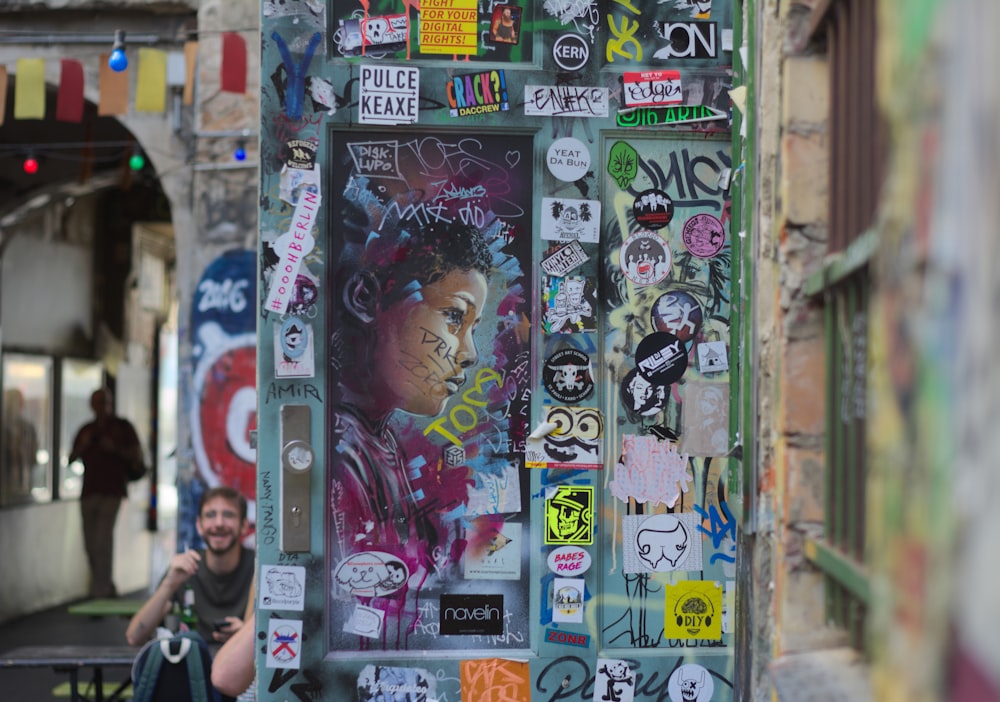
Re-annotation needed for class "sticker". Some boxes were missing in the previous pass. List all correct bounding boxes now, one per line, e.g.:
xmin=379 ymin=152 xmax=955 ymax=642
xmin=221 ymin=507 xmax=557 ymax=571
xmin=679 ymin=382 xmax=729 ymax=457
xmin=439 ymin=594 xmax=504 ymax=635
xmin=543 ymin=276 xmax=598 ymax=334
xmin=422 ymin=0 xmax=479 ymax=54
xmin=635 ymin=332 xmax=688 ymax=386
xmin=335 ymin=15 xmax=408 ymax=57
xmin=621 ymin=230 xmax=672 ymax=286
xmin=652 ymin=21 xmax=717 ymax=60
xmin=447 ymin=70 xmax=509 ymax=117
xmin=359 ymin=65 xmax=419 ymax=125
xmin=465 ymin=461 xmax=522 ymax=516
xmin=623 ymin=70 xmax=682 ymax=108
xmin=546 ymin=137 xmax=591 ymax=182
xmin=307 ymin=75 xmax=337 ymax=116
xmin=279 ymin=162 xmax=320 ymax=205
xmin=622 ymin=513 xmax=702 ymax=572
xmin=697 ymin=340 xmax=729 ymax=373
xmin=682 ymin=213 xmax=726 ymax=258
xmin=464 ymin=522 xmax=522 ymax=580
xmin=608 ymin=141 xmax=638 ymax=190
xmin=547 ymin=546 xmax=592 ymax=575
xmin=651 ymin=291 xmax=703 ymax=342
xmin=552 ymin=577 xmax=585 ymax=623
xmin=620 ymin=367 xmax=669 ymax=418
xmin=488 ymin=4 xmax=522 ymax=44
xmin=667 ymin=664 xmax=714 ymax=702
xmin=265 ymin=619 xmax=302 ymax=669
xmin=545 ymin=627 xmax=591 ymax=647
xmin=344 ymin=604 xmax=385 ymax=639
xmin=541 ymin=197 xmax=601 ymax=242
xmin=617 ymin=104 xmax=728 ymax=128
xmin=723 ymin=580 xmax=735 ymax=634
xmin=264 ymin=189 xmax=320 ymax=314
xmin=285 ymin=138 xmax=318 ymax=170
xmin=333 ymin=551 xmax=409 ymax=598
xmin=541 ymin=240 xmax=590 ymax=276
xmin=526 ymin=406 xmax=603 ymax=470
xmin=552 ymin=33 xmax=590 ymax=72
xmin=461 ymin=659 xmax=531 ymax=700
xmin=542 ymin=348 xmax=595 ymax=403
xmin=609 ymin=435 xmax=692 ymax=508
xmin=632 ymin=189 xmax=674 ymax=229
xmin=259 ymin=565 xmax=306 ymax=610
xmin=274 ymin=317 xmax=315 ymax=378
xmin=595 ymin=659 xmax=635 ymax=702
xmin=542 ymin=485 xmax=594 ymax=545
xmin=525 ymin=85 xmax=609 ymax=118
xmin=358 ymin=665 xmax=435 ymax=702
xmin=664 ymin=581 xmax=723 ymax=640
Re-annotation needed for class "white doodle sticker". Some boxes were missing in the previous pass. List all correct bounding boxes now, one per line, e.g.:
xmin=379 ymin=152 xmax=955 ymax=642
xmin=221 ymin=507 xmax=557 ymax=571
xmin=344 ymin=604 xmax=385 ymax=639
xmin=266 ymin=619 xmax=303 ymax=669
xmin=668 ymin=664 xmax=714 ymax=702
xmin=540 ymin=197 xmax=601 ymax=243
xmin=552 ymin=577 xmax=585 ymax=623
xmin=595 ymin=659 xmax=635 ymax=702
xmin=621 ymin=513 xmax=702 ymax=573
xmin=259 ymin=564 xmax=306 ymax=611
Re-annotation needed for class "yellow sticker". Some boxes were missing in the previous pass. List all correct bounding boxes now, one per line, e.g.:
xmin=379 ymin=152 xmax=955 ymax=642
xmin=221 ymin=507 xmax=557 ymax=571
xmin=544 ymin=485 xmax=594 ymax=545
xmin=664 ymin=580 xmax=723 ymax=640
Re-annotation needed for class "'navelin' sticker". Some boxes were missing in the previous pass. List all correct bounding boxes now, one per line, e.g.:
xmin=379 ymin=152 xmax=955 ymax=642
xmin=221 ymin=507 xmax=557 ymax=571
xmin=547 ymin=546 xmax=592 ymax=575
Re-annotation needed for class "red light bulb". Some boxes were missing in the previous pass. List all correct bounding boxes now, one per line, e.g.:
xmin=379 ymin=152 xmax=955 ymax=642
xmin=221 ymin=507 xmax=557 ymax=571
xmin=23 ymin=157 xmax=39 ymax=175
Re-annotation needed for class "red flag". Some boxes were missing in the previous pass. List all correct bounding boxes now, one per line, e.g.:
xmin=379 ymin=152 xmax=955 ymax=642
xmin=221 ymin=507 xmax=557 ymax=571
xmin=57 ymin=59 xmax=85 ymax=122
xmin=220 ymin=32 xmax=247 ymax=94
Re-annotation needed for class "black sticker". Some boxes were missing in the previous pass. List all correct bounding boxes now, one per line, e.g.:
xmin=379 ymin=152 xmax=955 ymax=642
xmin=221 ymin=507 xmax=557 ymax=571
xmin=632 ymin=189 xmax=674 ymax=229
xmin=285 ymin=139 xmax=318 ymax=170
xmin=439 ymin=594 xmax=504 ymax=635
xmin=634 ymin=331 xmax=688 ymax=385
xmin=620 ymin=367 xmax=669 ymax=417
xmin=543 ymin=348 xmax=595 ymax=403
xmin=552 ymin=33 xmax=590 ymax=72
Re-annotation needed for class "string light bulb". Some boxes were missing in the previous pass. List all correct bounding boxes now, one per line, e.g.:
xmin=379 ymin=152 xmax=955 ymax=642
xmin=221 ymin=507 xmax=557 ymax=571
xmin=129 ymin=146 xmax=145 ymax=171
xmin=108 ymin=30 xmax=128 ymax=72
xmin=22 ymin=155 xmax=39 ymax=174
xmin=233 ymin=139 xmax=247 ymax=162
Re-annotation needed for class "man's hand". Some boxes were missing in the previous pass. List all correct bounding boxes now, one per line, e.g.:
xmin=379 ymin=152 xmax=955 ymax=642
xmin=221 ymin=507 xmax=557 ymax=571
xmin=211 ymin=616 xmax=243 ymax=643
xmin=165 ymin=549 xmax=201 ymax=587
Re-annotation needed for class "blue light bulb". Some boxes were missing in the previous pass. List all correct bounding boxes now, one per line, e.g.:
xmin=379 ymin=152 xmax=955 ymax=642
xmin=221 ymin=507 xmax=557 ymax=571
xmin=109 ymin=48 xmax=128 ymax=72
xmin=234 ymin=145 xmax=247 ymax=161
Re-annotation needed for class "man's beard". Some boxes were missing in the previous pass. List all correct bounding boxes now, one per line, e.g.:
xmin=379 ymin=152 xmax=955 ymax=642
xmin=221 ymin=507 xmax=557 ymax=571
xmin=204 ymin=531 xmax=239 ymax=555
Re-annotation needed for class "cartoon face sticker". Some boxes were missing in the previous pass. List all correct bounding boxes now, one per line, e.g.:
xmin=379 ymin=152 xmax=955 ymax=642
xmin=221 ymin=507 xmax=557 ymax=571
xmin=333 ymin=551 xmax=410 ymax=597
xmin=667 ymin=664 xmax=714 ymax=702
xmin=608 ymin=141 xmax=639 ymax=190
xmin=544 ymin=485 xmax=594 ymax=544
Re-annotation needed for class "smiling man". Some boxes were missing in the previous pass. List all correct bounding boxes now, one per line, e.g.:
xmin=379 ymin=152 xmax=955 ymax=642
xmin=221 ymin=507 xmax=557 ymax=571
xmin=126 ymin=486 xmax=254 ymax=650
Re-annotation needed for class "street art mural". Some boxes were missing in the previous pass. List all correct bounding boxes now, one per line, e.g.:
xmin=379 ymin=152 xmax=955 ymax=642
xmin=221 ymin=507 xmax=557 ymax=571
xmin=326 ymin=132 xmax=533 ymax=653
xmin=257 ymin=0 xmax=738 ymax=698
xmin=182 ymin=250 xmax=257 ymax=550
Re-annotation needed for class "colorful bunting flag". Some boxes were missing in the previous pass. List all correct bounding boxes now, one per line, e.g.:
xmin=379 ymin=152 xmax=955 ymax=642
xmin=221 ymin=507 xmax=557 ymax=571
xmin=221 ymin=32 xmax=247 ymax=94
xmin=184 ymin=41 xmax=198 ymax=106
xmin=0 ymin=67 xmax=7 ymax=126
xmin=14 ymin=58 xmax=45 ymax=120
xmin=98 ymin=53 xmax=128 ymax=116
xmin=56 ymin=58 xmax=84 ymax=123
xmin=135 ymin=48 xmax=167 ymax=113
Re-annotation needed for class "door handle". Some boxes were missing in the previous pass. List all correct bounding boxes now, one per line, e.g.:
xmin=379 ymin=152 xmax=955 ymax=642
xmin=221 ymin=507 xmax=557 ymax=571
xmin=280 ymin=404 xmax=313 ymax=552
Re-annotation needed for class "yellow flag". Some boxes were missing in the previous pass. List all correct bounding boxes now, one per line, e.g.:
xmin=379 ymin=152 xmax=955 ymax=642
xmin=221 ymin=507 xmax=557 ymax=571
xmin=135 ymin=48 xmax=167 ymax=113
xmin=14 ymin=58 xmax=46 ymax=119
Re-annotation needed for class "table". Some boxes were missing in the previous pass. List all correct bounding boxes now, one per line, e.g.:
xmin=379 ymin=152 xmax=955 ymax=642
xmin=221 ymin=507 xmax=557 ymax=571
xmin=0 ymin=645 xmax=139 ymax=701
xmin=67 ymin=599 xmax=145 ymax=618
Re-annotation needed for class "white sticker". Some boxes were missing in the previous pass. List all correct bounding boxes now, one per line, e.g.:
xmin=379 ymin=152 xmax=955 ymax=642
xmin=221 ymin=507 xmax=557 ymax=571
xmin=547 ymin=546 xmax=592 ymax=576
xmin=667 ymin=664 xmax=714 ymax=702
xmin=595 ymin=659 xmax=635 ymax=702
xmin=266 ymin=619 xmax=303 ymax=669
xmin=552 ymin=577 xmax=585 ymax=623
xmin=359 ymin=65 xmax=419 ymax=125
xmin=546 ymin=137 xmax=591 ymax=182
xmin=344 ymin=604 xmax=385 ymax=639
xmin=274 ymin=318 xmax=315 ymax=378
xmin=259 ymin=564 xmax=306 ymax=611
xmin=264 ymin=189 xmax=320 ymax=314
xmin=697 ymin=340 xmax=729 ymax=373
xmin=621 ymin=513 xmax=703 ymax=573
xmin=540 ymin=197 xmax=601 ymax=243
xmin=524 ymin=85 xmax=608 ymax=117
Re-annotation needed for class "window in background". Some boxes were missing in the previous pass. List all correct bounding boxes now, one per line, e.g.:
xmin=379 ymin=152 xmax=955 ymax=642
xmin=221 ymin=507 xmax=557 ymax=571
xmin=60 ymin=359 xmax=104 ymax=499
xmin=1 ymin=353 xmax=53 ymax=506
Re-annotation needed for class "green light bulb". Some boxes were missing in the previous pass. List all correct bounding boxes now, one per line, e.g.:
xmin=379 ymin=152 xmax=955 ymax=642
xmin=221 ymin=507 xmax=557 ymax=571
xmin=129 ymin=153 xmax=145 ymax=171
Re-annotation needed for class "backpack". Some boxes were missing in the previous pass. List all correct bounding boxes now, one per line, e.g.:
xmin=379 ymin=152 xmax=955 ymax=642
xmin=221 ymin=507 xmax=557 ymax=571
xmin=131 ymin=630 xmax=222 ymax=702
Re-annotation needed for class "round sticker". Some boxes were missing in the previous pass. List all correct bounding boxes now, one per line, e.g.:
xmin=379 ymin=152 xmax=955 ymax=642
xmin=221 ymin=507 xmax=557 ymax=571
xmin=621 ymin=230 xmax=672 ymax=286
xmin=552 ymin=33 xmax=590 ymax=72
xmin=633 ymin=189 xmax=674 ymax=229
xmin=280 ymin=316 xmax=308 ymax=359
xmin=650 ymin=291 xmax=703 ymax=342
xmin=635 ymin=332 xmax=688 ymax=386
xmin=620 ymin=367 xmax=669 ymax=417
xmin=542 ymin=348 xmax=595 ymax=403
xmin=681 ymin=213 xmax=726 ymax=258
xmin=667 ymin=664 xmax=714 ymax=702
xmin=546 ymin=137 xmax=591 ymax=182
xmin=547 ymin=546 xmax=592 ymax=575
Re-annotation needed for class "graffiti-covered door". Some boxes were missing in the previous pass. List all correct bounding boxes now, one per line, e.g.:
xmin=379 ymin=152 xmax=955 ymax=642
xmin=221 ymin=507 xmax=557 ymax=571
xmin=256 ymin=0 xmax=740 ymax=699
